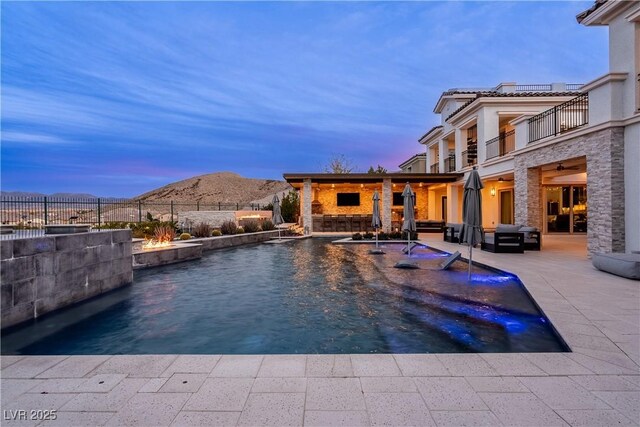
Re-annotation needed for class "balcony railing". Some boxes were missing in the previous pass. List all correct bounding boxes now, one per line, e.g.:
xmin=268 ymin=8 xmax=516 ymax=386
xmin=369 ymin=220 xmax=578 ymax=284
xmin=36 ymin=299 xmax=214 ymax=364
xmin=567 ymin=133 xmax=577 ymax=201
xmin=485 ymin=130 xmax=516 ymax=160
xmin=444 ymin=155 xmax=456 ymax=173
xmin=515 ymin=84 xmax=552 ymax=92
xmin=528 ymin=93 xmax=589 ymax=143
xmin=430 ymin=162 xmax=439 ymax=173
xmin=461 ymin=144 xmax=477 ymax=167
xmin=566 ymin=83 xmax=583 ymax=91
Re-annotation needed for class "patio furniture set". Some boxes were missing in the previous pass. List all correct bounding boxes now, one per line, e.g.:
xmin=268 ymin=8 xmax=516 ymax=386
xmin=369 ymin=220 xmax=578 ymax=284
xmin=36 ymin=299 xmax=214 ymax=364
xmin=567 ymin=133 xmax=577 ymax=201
xmin=443 ymin=223 xmax=541 ymax=253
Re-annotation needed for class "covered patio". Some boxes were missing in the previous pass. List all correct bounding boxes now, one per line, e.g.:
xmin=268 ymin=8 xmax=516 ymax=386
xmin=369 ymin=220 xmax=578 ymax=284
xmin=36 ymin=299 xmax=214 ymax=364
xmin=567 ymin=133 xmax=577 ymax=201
xmin=283 ymin=173 xmax=462 ymax=233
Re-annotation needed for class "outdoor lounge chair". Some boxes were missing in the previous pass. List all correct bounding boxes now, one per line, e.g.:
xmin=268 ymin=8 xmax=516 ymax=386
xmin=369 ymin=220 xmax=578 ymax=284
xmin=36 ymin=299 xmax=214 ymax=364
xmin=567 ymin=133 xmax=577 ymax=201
xmin=443 ymin=223 xmax=462 ymax=243
xmin=592 ymin=253 xmax=640 ymax=280
xmin=481 ymin=224 xmax=525 ymax=253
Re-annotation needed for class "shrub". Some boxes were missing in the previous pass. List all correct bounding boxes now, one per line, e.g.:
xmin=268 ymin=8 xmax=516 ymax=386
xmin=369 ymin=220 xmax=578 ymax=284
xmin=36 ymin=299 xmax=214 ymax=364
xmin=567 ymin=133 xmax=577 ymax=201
xmin=212 ymin=230 xmax=222 ymax=237
xmin=236 ymin=226 xmax=245 ymax=234
xmin=129 ymin=221 xmax=177 ymax=239
xmin=243 ymin=220 xmax=260 ymax=233
xmin=363 ymin=232 xmax=374 ymax=240
xmin=261 ymin=220 xmax=275 ymax=231
xmin=389 ymin=231 xmax=402 ymax=240
xmin=192 ymin=222 xmax=212 ymax=238
xmin=378 ymin=232 xmax=389 ymax=241
xmin=352 ymin=233 xmax=363 ymax=240
xmin=220 ymin=220 xmax=237 ymax=235
xmin=179 ymin=233 xmax=191 ymax=240
xmin=280 ymin=191 xmax=300 ymax=223
xmin=154 ymin=224 xmax=176 ymax=243
xmin=402 ymin=230 xmax=419 ymax=240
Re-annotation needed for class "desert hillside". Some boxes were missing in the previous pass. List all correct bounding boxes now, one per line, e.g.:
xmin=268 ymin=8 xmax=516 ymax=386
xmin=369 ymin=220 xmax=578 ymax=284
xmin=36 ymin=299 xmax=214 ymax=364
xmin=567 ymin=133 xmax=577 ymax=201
xmin=135 ymin=172 xmax=292 ymax=205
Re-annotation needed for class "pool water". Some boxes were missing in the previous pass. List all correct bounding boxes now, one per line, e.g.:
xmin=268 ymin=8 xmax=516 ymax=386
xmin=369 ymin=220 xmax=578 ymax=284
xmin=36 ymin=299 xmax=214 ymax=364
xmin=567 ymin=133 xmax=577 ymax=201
xmin=2 ymin=239 xmax=568 ymax=354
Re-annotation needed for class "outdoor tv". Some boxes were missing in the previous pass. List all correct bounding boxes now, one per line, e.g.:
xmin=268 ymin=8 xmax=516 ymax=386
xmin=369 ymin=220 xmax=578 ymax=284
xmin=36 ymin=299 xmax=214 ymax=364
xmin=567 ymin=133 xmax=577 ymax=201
xmin=337 ymin=193 xmax=360 ymax=206
xmin=393 ymin=192 xmax=416 ymax=206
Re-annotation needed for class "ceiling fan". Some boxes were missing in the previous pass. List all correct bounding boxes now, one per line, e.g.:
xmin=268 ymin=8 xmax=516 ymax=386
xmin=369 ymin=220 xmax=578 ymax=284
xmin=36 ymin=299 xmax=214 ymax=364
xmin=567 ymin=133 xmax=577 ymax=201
xmin=556 ymin=162 xmax=580 ymax=171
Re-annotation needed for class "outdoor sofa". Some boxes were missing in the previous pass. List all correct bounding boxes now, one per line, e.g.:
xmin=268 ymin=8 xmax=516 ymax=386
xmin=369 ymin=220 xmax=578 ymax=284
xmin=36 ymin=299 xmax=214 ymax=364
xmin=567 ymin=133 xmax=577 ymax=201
xmin=481 ymin=224 xmax=541 ymax=253
xmin=443 ymin=223 xmax=462 ymax=243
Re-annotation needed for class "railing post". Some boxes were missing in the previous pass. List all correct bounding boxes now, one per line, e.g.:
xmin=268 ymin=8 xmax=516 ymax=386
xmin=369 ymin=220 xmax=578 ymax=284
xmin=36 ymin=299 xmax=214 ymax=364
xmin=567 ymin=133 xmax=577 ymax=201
xmin=197 ymin=201 xmax=200 ymax=211
xmin=236 ymin=203 xmax=239 ymax=211
xmin=170 ymin=200 xmax=174 ymax=222
xmin=43 ymin=196 xmax=48 ymax=225
xmin=97 ymin=198 xmax=102 ymax=227
xmin=218 ymin=202 xmax=221 ymax=211
xmin=138 ymin=200 xmax=142 ymax=222
xmin=553 ymin=106 xmax=558 ymax=136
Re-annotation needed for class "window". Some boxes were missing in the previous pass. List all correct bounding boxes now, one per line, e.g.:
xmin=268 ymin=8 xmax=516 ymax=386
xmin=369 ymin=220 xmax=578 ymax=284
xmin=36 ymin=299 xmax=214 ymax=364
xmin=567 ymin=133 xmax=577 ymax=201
xmin=337 ymin=193 xmax=360 ymax=206
xmin=393 ymin=192 xmax=417 ymax=206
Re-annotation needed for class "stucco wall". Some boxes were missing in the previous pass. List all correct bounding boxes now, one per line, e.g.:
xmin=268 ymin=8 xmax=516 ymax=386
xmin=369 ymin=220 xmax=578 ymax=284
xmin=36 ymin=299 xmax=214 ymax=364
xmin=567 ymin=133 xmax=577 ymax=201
xmin=1 ymin=230 xmax=133 ymax=329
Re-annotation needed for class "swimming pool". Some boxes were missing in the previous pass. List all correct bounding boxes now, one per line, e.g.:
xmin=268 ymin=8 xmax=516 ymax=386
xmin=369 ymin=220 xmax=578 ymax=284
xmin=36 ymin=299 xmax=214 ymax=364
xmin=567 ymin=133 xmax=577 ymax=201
xmin=2 ymin=239 xmax=568 ymax=354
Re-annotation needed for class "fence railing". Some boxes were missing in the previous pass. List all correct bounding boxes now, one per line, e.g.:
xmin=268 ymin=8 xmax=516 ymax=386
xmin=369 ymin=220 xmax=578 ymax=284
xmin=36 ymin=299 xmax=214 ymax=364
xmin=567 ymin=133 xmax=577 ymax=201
xmin=566 ymin=83 xmax=583 ymax=91
xmin=444 ymin=155 xmax=456 ymax=173
xmin=430 ymin=162 xmax=439 ymax=173
xmin=515 ymin=84 xmax=552 ymax=92
xmin=0 ymin=197 xmax=268 ymax=234
xmin=485 ymin=130 xmax=516 ymax=160
xmin=528 ymin=93 xmax=589 ymax=144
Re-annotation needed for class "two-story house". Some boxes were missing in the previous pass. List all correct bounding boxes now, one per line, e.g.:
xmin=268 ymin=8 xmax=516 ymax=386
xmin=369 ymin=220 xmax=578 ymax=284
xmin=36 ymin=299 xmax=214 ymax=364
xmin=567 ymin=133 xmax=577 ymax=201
xmin=418 ymin=0 xmax=639 ymax=255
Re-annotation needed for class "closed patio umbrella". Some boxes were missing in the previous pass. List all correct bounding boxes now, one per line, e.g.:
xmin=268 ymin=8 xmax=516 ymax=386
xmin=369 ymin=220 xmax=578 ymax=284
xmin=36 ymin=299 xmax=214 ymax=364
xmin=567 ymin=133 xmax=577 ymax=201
xmin=272 ymin=194 xmax=284 ymax=240
xmin=459 ymin=168 xmax=484 ymax=279
xmin=402 ymin=183 xmax=416 ymax=255
xmin=371 ymin=190 xmax=383 ymax=251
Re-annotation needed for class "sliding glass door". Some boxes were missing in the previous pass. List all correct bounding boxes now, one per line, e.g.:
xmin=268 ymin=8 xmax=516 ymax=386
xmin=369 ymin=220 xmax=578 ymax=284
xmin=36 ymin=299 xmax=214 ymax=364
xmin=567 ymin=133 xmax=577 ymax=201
xmin=545 ymin=185 xmax=587 ymax=233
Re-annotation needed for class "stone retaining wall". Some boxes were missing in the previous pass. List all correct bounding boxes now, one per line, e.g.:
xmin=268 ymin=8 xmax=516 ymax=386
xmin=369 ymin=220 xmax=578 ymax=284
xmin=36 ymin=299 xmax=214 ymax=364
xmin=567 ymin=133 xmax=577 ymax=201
xmin=133 ymin=243 xmax=203 ymax=269
xmin=0 ymin=230 xmax=133 ymax=329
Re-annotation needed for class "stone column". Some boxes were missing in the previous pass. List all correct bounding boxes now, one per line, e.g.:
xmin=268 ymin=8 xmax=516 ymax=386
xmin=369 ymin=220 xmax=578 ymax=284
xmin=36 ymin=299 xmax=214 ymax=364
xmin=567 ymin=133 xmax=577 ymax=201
xmin=454 ymin=129 xmax=464 ymax=171
xmin=302 ymin=179 xmax=312 ymax=234
xmin=514 ymin=164 xmax=542 ymax=230
xmin=438 ymin=139 xmax=447 ymax=172
xmin=382 ymin=179 xmax=392 ymax=232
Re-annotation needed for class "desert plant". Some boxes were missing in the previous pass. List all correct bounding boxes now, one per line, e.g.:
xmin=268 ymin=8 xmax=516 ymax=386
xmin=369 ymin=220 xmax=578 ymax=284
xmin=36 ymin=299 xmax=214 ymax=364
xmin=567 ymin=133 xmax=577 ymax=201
xmin=192 ymin=222 xmax=212 ymax=238
xmin=220 ymin=220 xmax=237 ymax=235
xmin=280 ymin=191 xmax=300 ymax=223
xmin=261 ymin=220 xmax=275 ymax=231
xmin=129 ymin=221 xmax=177 ymax=239
xmin=389 ymin=231 xmax=402 ymax=240
xmin=212 ymin=230 xmax=222 ymax=237
xmin=242 ymin=220 xmax=260 ymax=233
xmin=378 ymin=232 xmax=389 ymax=240
xmin=352 ymin=232 xmax=363 ymax=240
xmin=154 ymin=224 xmax=176 ymax=243
xmin=402 ymin=230 xmax=419 ymax=240
xmin=236 ymin=226 xmax=245 ymax=234
xmin=363 ymin=232 xmax=374 ymax=239
xmin=179 ymin=233 xmax=191 ymax=240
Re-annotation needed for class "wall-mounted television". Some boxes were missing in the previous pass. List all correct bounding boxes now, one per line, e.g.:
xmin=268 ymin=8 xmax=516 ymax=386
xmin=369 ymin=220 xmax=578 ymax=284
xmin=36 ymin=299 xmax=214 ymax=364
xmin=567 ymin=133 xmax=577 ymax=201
xmin=337 ymin=193 xmax=360 ymax=206
xmin=393 ymin=192 xmax=416 ymax=206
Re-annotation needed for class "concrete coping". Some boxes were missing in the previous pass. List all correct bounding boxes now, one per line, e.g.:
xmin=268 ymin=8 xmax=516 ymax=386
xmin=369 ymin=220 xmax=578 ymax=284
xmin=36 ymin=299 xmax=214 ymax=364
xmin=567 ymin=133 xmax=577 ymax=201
xmin=44 ymin=224 xmax=92 ymax=234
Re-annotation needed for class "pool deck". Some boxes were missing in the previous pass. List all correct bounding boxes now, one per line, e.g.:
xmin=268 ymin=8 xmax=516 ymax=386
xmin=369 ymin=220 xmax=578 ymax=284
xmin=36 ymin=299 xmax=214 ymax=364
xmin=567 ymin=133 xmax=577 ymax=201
xmin=1 ymin=235 xmax=638 ymax=426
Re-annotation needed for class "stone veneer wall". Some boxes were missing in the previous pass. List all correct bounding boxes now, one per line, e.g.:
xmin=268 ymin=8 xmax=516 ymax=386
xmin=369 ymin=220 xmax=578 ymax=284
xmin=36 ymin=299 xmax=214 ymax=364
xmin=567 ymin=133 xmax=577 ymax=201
xmin=0 ymin=230 xmax=133 ymax=329
xmin=514 ymin=127 xmax=625 ymax=254
xmin=190 ymin=230 xmax=282 ymax=250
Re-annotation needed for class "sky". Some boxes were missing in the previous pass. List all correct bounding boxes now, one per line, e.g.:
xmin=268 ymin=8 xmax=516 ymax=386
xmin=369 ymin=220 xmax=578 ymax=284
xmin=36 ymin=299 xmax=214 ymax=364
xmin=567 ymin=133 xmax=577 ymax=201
xmin=1 ymin=1 xmax=607 ymax=197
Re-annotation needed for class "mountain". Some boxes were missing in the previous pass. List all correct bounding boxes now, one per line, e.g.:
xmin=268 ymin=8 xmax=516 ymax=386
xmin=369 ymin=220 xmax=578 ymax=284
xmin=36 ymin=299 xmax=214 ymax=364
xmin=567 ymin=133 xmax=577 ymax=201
xmin=135 ymin=172 xmax=292 ymax=205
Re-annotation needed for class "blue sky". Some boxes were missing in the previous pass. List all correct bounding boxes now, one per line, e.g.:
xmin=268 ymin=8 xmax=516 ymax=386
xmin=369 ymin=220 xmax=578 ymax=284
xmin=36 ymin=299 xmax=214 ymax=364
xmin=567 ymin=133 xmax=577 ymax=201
xmin=1 ymin=1 xmax=606 ymax=197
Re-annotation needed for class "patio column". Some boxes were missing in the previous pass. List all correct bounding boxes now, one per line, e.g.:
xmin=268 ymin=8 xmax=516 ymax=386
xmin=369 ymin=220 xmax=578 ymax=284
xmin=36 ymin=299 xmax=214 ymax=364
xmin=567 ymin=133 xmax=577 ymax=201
xmin=446 ymin=184 xmax=461 ymax=223
xmin=302 ymin=179 xmax=312 ymax=234
xmin=382 ymin=179 xmax=392 ymax=232
xmin=514 ymin=166 xmax=542 ymax=230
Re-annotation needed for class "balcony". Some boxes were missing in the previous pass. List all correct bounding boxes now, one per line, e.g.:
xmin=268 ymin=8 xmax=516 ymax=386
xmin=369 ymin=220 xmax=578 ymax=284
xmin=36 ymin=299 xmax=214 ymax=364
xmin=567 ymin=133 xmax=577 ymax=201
xmin=461 ymin=143 xmax=477 ymax=167
xmin=485 ymin=130 xmax=515 ymax=160
xmin=444 ymin=155 xmax=456 ymax=173
xmin=430 ymin=162 xmax=439 ymax=173
xmin=528 ymin=93 xmax=589 ymax=143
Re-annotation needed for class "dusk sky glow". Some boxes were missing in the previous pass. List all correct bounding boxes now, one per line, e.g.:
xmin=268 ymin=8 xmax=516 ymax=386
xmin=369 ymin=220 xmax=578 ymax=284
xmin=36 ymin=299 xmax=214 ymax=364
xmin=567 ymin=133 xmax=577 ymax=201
xmin=1 ymin=1 xmax=607 ymax=197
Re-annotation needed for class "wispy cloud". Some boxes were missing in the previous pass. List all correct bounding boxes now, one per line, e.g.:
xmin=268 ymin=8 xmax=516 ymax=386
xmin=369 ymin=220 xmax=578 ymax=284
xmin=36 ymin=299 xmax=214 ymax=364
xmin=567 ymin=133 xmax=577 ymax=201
xmin=1 ymin=1 xmax=605 ymax=196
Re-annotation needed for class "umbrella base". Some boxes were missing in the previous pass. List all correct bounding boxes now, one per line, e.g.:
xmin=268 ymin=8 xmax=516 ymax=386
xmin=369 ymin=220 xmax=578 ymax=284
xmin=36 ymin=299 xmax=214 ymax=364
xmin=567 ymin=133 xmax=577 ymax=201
xmin=394 ymin=261 xmax=419 ymax=269
xmin=369 ymin=249 xmax=386 ymax=255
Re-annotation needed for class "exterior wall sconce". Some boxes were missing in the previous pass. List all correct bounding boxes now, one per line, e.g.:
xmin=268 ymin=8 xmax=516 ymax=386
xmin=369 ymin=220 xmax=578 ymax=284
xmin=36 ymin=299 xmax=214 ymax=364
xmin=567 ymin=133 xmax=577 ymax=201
xmin=331 ymin=184 xmax=335 ymax=189
xmin=491 ymin=187 xmax=496 ymax=197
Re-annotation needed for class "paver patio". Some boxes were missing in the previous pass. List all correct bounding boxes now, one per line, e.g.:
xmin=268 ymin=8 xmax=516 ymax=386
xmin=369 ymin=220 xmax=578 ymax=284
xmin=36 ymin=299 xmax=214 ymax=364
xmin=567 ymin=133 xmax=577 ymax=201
xmin=1 ymin=235 xmax=638 ymax=426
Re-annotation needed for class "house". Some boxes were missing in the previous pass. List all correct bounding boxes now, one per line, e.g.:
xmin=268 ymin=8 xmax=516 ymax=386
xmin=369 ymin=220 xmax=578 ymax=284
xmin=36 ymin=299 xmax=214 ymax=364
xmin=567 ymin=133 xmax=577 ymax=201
xmin=417 ymin=0 xmax=639 ymax=255
xmin=398 ymin=153 xmax=427 ymax=173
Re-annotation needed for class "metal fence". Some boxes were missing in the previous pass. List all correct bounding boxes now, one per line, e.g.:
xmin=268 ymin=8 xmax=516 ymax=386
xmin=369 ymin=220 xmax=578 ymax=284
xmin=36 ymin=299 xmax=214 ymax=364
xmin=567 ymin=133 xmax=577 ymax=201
xmin=528 ymin=93 xmax=589 ymax=144
xmin=0 ymin=197 xmax=269 ymax=237
xmin=485 ymin=130 xmax=516 ymax=160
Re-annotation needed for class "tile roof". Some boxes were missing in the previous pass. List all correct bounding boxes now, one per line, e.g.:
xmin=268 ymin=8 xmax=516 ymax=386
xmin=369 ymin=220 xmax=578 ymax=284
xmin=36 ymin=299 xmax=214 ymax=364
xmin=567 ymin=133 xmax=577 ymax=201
xmin=418 ymin=125 xmax=443 ymax=142
xmin=576 ymin=0 xmax=607 ymax=23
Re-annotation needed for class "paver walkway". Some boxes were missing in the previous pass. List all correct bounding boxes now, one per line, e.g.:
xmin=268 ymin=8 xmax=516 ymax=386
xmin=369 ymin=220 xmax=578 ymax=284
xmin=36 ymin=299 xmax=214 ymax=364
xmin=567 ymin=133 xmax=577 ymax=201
xmin=1 ymin=235 xmax=638 ymax=426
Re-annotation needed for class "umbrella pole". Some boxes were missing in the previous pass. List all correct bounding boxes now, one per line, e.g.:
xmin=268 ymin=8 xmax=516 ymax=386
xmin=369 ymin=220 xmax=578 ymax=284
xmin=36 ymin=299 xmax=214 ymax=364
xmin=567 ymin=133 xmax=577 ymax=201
xmin=278 ymin=226 xmax=281 ymax=240
xmin=375 ymin=228 xmax=379 ymax=248
xmin=468 ymin=245 xmax=472 ymax=280
xmin=407 ymin=234 xmax=411 ymax=256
